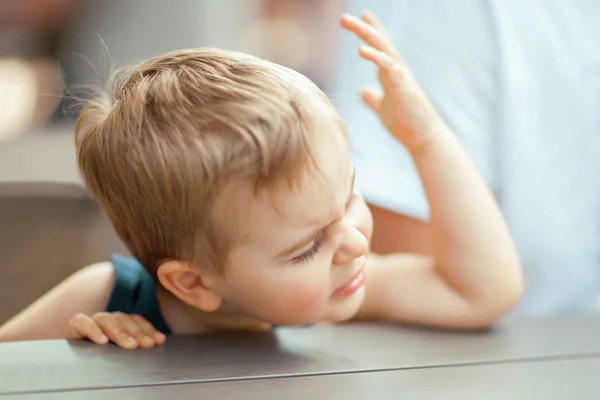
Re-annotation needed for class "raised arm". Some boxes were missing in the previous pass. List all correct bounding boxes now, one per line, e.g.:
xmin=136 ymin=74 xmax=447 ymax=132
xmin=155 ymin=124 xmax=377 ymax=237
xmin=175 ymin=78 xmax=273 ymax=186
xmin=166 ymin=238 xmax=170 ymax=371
xmin=341 ymin=12 xmax=523 ymax=329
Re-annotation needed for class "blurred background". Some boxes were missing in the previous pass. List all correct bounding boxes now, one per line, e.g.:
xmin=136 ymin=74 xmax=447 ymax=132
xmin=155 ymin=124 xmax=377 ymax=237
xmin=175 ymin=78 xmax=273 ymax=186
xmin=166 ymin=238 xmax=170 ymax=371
xmin=0 ymin=0 xmax=344 ymax=139
xmin=1 ymin=0 xmax=599 ymax=323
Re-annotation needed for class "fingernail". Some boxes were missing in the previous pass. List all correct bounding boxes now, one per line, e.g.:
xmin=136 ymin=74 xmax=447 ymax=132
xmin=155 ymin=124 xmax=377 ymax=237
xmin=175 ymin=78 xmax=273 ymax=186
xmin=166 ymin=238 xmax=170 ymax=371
xmin=155 ymin=332 xmax=165 ymax=340
xmin=99 ymin=334 xmax=109 ymax=343
xmin=138 ymin=336 xmax=151 ymax=346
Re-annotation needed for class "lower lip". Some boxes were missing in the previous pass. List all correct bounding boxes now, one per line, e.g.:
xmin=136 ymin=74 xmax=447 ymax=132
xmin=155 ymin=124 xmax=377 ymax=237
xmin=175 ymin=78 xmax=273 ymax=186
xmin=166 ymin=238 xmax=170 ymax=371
xmin=331 ymin=268 xmax=365 ymax=299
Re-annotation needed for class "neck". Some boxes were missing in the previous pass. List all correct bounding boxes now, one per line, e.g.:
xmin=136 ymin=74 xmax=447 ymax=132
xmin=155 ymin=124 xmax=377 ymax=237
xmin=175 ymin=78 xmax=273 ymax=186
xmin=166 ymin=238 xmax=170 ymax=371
xmin=155 ymin=284 xmax=272 ymax=334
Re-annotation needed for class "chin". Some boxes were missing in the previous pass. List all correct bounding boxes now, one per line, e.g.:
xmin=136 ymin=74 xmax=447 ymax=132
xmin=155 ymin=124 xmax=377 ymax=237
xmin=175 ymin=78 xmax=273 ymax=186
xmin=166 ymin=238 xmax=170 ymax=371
xmin=258 ymin=309 xmax=325 ymax=327
xmin=272 ymin=316 xmax=322 ymax=327
xmin=325 ymin=286 xmax=366 ymax=323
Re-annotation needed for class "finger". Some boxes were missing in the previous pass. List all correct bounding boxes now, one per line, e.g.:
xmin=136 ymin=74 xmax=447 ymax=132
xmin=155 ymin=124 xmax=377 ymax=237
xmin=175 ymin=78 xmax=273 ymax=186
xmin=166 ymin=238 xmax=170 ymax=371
xmin=131 ymin=314 xmax=167 ymax=345
xmin=355 ymin=11 xmax=404 ymax=62
xmin=340 ymin=14 xmax=395 ymax=56
xmin=69 ymin=313 xmax=109 ymax=344
xmin=361 ymin=10 xmax=391 ymax=40
xmin=115 ymin=313 xmax=155 ymax=349
xmin=92 ymin=312 xmax=138 ymax=349
xmin=358 ymin=45 xmax=396 ymax=70
xmin=359 ymin=46 xmax=408 ymax=98
xmin=360 ymin=87 xmax=382 ymax=112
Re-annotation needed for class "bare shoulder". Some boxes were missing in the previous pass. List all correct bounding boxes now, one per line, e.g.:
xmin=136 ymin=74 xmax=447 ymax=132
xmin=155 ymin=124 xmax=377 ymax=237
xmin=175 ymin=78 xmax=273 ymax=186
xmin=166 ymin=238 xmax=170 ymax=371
xmin=69 ymin=262 xmax=115 ymax=287
xmin=60 ymin=262 xmax=116 ymax=310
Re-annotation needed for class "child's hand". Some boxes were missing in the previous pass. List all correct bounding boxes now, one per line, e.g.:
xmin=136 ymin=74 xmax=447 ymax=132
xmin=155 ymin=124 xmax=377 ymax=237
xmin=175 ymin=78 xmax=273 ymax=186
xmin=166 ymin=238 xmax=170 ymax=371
xmin=68 ymin=312 xmax=166 ymax=349
xmin=340 ymin=11 xmax=447 ymax=153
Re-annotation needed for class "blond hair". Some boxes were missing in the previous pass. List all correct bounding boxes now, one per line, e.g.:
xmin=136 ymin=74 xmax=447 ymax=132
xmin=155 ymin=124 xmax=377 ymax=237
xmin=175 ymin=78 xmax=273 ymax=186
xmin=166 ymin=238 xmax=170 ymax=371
xmin=75 ymin=48 xmax=342 ymax=276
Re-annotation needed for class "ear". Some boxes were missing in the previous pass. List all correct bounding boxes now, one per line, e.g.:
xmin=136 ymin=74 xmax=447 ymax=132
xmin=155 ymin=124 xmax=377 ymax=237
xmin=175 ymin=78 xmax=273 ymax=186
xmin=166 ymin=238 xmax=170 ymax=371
xmin=156 ymin=260 xmax=222 ymax=312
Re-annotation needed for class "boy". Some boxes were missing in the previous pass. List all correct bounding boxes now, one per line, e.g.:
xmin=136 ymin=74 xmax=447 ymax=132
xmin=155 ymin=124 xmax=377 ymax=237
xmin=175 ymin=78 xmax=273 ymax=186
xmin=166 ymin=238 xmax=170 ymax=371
xmin=0 ymin=12 xmax=522 ymax=349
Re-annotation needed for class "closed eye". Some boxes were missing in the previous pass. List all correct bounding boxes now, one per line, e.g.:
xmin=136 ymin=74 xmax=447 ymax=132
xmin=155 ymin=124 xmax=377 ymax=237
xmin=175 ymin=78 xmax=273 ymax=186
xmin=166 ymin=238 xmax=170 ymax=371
xmin=291 ymin=191 xmax=358 ymax=265
xmin=291 ymin=235 xmax=322 ymax=265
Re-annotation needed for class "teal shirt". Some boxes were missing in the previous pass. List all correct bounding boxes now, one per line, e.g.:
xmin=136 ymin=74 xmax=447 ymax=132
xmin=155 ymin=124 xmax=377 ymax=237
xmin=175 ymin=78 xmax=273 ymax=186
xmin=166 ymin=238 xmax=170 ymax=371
xmin=106 ymin=254 xmax=172 ymax=334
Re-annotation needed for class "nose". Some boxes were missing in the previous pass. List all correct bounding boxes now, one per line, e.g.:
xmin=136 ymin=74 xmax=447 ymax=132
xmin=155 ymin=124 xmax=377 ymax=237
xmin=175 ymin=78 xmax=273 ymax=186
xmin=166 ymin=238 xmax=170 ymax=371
xmin=332 ymin=218 xmax=369 ymax=265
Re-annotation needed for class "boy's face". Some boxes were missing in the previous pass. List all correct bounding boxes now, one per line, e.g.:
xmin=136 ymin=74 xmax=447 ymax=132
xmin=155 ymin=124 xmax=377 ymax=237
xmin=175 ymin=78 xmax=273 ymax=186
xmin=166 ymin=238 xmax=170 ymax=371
xmin=212 ymin=130 xmax=373 ymax=326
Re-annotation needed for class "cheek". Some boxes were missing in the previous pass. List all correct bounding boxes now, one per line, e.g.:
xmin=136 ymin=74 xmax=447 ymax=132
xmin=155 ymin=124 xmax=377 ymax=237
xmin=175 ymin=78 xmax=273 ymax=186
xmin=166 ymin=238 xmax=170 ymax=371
xmin=284 ymin=277 xmax=328 ymax=309
xmin=259 ymin=266 xmax=331 ymax=325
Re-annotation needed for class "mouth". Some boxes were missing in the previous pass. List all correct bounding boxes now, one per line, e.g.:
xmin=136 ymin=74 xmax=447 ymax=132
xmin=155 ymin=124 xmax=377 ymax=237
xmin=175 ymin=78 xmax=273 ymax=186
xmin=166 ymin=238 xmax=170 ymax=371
xmin=331 ymin=264 xmax=365 ymax=299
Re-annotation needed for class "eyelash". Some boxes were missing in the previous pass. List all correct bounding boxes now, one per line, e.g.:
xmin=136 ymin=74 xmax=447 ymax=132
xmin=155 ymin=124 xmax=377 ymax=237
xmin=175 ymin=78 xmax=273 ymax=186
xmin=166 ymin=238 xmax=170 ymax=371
xmin=290 ymin=191 xmax=358 ymax=265
xmin=292 ymin=235 xmax=322 ymax=265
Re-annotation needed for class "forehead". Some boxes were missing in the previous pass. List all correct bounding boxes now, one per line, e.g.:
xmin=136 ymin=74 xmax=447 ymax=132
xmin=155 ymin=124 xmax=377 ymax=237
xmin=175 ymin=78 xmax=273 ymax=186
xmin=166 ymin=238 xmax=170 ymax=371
xmin=222 ymin=129 xmax=351 ymax=246
xmin=272 ymin=133 xmax=351 ymax=224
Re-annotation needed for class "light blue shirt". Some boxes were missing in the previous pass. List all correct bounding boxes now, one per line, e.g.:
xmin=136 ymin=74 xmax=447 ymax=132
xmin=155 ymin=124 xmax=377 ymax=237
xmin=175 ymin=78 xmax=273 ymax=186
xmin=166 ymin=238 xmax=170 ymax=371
xmin=331 ymin=0 xmax=600 ymax=315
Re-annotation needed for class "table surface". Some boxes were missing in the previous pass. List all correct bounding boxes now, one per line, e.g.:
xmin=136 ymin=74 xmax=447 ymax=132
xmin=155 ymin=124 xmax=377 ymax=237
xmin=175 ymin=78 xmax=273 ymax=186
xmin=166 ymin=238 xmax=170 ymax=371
xmin=9 ymin=357 xmax=600 ymax=400
xmin=3 ymin=317 xmax=600 ymax=398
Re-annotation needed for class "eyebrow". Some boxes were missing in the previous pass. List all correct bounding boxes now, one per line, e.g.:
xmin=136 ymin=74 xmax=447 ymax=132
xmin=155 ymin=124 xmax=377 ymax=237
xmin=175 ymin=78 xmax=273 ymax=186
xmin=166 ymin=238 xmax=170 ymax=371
xmin=277 ymin=167 xmax=356 ymax=259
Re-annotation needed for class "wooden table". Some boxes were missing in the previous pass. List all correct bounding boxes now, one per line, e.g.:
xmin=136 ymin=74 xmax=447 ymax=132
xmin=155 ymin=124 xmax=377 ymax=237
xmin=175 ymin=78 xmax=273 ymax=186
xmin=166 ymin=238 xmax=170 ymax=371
xmin=2 ymin=317 xmax=600 ymax=398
